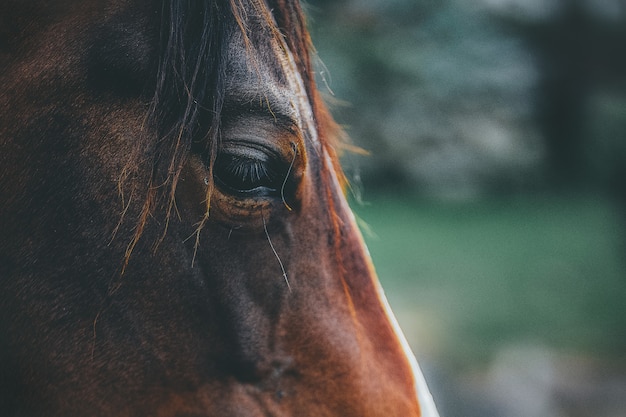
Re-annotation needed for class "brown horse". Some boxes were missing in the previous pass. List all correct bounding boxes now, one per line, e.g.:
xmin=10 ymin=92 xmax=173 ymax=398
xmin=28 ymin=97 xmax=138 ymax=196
xmin=0 ymin=1 xmax=439 ymax=416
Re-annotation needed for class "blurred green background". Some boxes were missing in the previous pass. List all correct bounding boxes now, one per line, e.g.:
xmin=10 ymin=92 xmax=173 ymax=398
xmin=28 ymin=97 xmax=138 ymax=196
xmin=305 ymin=1 xmax=626 ymax=416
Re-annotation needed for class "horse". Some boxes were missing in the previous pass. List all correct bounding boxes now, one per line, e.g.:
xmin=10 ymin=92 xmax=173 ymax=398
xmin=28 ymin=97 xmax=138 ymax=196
xmin=0 ymin=1 xmax=439 ymax=416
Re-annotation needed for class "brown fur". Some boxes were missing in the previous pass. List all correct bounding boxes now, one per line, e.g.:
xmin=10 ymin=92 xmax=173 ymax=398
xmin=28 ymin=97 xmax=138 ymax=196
xmin=0 ymin=1 xmax=426 ymax=416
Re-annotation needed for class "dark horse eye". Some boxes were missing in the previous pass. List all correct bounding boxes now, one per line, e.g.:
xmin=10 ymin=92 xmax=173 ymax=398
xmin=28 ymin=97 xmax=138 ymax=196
xmin=213 ymin=151 xmax=284 ymax=197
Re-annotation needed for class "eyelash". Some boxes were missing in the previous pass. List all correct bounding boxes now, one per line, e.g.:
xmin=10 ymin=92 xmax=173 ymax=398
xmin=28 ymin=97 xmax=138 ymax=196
xmin=213 ymin=153 xmax=282 ymax=196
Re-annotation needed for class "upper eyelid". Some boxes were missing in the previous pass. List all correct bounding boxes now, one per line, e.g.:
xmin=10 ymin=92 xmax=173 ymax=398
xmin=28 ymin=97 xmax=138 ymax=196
xmin=222 ymin=96 xmax=299 ymax=133
xmin=218 ymin=142 xmax=283 ymax=164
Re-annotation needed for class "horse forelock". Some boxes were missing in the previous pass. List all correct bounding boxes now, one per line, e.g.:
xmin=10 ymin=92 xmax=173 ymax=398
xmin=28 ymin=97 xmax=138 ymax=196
xmin=120 ymin=0 xmax=346 ymax=265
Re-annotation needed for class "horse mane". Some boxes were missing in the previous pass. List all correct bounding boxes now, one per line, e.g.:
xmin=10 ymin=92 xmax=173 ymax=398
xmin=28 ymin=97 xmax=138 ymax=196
xmin=120 ymin=0 xmax=345 ymax=268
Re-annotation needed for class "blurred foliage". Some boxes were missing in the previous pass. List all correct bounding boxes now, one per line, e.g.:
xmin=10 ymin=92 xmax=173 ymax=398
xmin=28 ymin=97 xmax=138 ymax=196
xmin=306 ymin=0 xmax=626 ymax=200
xmin=351 ymin=192 xmax=626 ymax=417
xmin=352 ymin=193 xmax=625 ymax=365
xmin=304 ymin=0 xmax=626 ymax=361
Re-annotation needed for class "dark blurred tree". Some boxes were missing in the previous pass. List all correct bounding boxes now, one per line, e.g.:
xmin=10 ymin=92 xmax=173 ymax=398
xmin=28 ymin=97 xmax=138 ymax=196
xmin=307 ymin=0 xmax=626 ymax=200
xmin=519 ymin=0 xmax=626 ymax=188
xmin=308 ymin=0 xmax=542 ymax=198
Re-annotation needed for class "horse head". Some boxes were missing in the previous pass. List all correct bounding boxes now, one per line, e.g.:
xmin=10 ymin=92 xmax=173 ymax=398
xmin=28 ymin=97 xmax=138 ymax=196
xmin=0 ymin=1 xmax=439 ymax=415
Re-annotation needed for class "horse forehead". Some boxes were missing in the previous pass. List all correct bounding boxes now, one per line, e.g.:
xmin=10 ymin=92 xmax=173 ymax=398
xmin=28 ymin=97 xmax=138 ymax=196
xmin=224 ymin=42 xmax=292 ymax=113
xmin=223 ymin=24 xmax=320 ymax=148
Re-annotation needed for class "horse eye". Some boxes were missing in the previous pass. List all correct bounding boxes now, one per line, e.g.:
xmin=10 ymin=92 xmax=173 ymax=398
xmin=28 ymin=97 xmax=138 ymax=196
xmin=213 ymin=152 xmax=283 ymax=197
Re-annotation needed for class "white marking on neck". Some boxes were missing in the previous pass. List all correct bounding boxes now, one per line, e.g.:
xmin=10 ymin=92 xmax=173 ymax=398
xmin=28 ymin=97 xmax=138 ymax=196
xmin=324 ymin=150 xmax=440 ymax=417
xmin=375 ymin=281 xmax=441 ymax=417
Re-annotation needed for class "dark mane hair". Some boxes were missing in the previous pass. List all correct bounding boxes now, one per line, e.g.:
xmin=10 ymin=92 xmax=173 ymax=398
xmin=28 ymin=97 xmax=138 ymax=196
xmin=121 ymin=0 xmax=338 ymax=264
xmin=149 ymin=0 xmax=227 ymax=188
